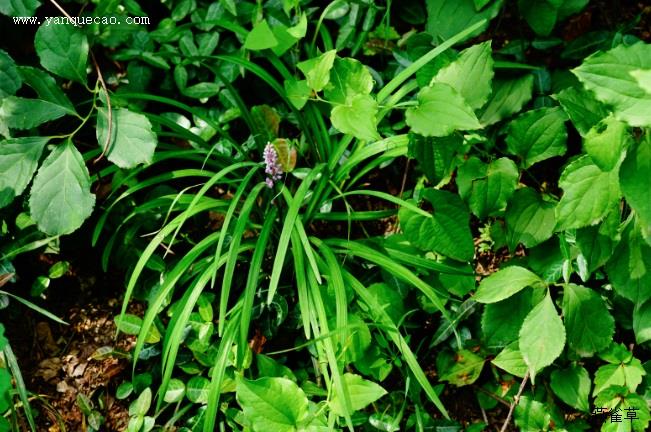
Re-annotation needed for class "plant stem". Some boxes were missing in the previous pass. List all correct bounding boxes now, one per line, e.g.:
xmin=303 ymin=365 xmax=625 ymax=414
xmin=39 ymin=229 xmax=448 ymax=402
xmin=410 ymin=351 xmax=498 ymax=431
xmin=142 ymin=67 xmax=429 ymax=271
xmin=500 ymin=371 xmax=530 ymax=432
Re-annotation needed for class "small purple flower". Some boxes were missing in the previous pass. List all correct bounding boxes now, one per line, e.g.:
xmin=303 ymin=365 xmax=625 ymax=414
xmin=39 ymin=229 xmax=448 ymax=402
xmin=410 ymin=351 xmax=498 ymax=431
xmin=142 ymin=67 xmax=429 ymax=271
xmin=263 ymin=143 xmax=283 ymax=188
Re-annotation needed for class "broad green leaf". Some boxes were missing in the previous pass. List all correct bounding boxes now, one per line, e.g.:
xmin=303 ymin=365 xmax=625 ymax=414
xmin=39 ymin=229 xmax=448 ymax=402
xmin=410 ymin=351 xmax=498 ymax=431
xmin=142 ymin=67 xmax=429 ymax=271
xmin=399 ymin=189 xmax=474 ymax=261
xmin=18 ymin=67 xmax=76 ymax=115
xmin=163 ymin=379 xmax=185 ymax=403
xmin=0 ymin=0 xmax=40 ymax=16
xmin=432 ymin=41 xmax=494 ymax=109
xmin=474 ymin=266 xmax=543 ymax=304
xmin=287 ymin=13 xmax=307 ymax=39
xmin=0 ymin=50 xmax=21 ymax=99
xmin=330 ymin=373 xmax=387 ymax=416
xmin=518 ymin=0 xmax=559 ymax=36
xmin=606 ymin=221 xmax=651 ymax=304
xmin=114 ymin=314 xmax=143 ymax=335
xmin=0 ymin=137 xmax=48 ymax=208
xmin=324 ymin=57 xmax=374 ymax=104
xmin=519 ymin=293 xmax=565 ymax=382
xmin=505 ymin=107 xmax=568 ymax=168
xmin=562 ymin=284 xmax=614 ymax=356
xmin=514 ymin=396 xmax=552 ymax=432
xmin=596 ymin=388 xmax=650 ymax=432
xmin=426 ymin=0 xmax=503 ymax=43
xmin=408 ymin=133 xmax=462 ymax=185
xmin=550 ymin=365 xmax=590 ymax=412
xmin=439 ymin=349 xmax=485 ymax=386
xmin=556 ymin=85 xmax=610 ymax=136
xmin=29 ymin=141 xmax=95 ymax=235
xmin=284 ymin=79 xmax=311 ymax=109
xmin=479 ymin=75 xmax=534 ymax=126
xmin=270 ymin=24 xmax=300 ymax=56
xmin=505 ymin=188 xmax=556 ymax=251
xmin=406 ymin=83 xmax=481 ymax=137
xmin=555 ymin=155 xmax=621 ymax=230
xmin=593 ymin=358 xmax=645 ymax=396
xmin=129 ymin=388 xmax=151 ymax=417
xmin=456 ymin=156 xmax=518 ymax=218
xmin=34 ymin=23 xmax=88 ymax=84
xmin=575 ymin=225 xmax=615 ymax=273
xmin=620 ymin=135 xmax=651 ymax=234
xmin=256 ymin=354 xmax=296 ymax=381
xmin=482 ymin=288 xmax=544 ymax=347
xmin=236 ymin=376 xmax=309 ymax=432
xmin=492 ymin=342 xmax=528 ymax=377
xmin=186 ymin=376 xmax=210 ymax=404
xmin=297 ymin=50 xmax=336 ymax=93
xmin=330 ymin=94 xmax=379 ymax=141
xmin=96 ymin=108 xmax=157 ymax=169
xmin=633 ymin=299 xmax=651 ymax=344
xmin=584 ymin=115 xmax=629 ymax=172
xmin=0 ymin=96 xmax=70 ymax=129
xmin=573 ymin=43 xmax=651 ymax=127
xmin=244 ymin=19 xmax=278 ymax=50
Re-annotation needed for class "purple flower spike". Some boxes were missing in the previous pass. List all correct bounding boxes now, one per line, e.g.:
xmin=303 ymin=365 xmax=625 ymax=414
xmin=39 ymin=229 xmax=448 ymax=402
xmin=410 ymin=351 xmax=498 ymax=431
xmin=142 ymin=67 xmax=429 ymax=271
xmin=263 ymin=143 xmax=283 ymax=188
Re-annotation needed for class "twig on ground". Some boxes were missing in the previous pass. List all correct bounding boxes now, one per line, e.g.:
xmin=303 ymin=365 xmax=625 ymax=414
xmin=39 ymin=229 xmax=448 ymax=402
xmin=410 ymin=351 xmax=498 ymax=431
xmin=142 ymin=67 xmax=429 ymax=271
xmin=499 ymin=371 xmax=530 ymax=432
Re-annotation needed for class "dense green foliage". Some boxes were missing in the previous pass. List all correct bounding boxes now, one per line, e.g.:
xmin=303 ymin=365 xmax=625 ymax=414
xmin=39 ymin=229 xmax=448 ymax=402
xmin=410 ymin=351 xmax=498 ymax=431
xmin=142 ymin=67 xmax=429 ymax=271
xmin=1 ymin=0 xmax=651 ymax=431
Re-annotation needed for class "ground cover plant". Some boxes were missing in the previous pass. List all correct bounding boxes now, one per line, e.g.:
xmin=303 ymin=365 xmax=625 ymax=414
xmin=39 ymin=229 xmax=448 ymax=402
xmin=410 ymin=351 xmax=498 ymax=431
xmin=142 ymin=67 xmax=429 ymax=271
xmin=1 ymin=0 xmax=651 ymax=431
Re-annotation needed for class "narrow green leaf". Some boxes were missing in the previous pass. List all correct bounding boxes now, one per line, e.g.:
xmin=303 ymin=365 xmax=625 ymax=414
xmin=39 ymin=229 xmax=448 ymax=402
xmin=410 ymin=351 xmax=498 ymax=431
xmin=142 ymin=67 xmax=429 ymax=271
xmin=0 ymin=96 xmax=69 ymax=129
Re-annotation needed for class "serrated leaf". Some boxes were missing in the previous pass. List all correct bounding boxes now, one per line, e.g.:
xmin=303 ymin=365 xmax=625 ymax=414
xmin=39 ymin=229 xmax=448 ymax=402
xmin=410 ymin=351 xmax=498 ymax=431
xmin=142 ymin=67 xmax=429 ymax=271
xmin=408 ymin=133 xmax=462 ymax=185
xmin=406 ymin=83 xmax=481 ymax=137
xmin=0 ymin=50 xmax=21 ymax=99
xmin=18 ymin=67 xmax=76 ymax=115
xmin=330 ymin=373 xmax=387 ymax=416
xmin=34 ymin=23 xmax=88 ymax=84
xmin=474 ymin=266 xmax=543 ymax=304
xmin=633 ymin=299 xmax=651 ymax=344
xmin=519 ymin=293 xmax=565 ymax=382
xmin=457 ymin=157 xmax=518 ymax=218
xmin=584 ymin=115 xmax=629 ymax=172
xmin=482 ymin=288 xmax=544 ymax=347
xmin=556 ymin=85 xmax=610 ymax=136
xmin=244 ymin=19 xmax=278 ymax=50
xmin=0 ymin=96 xmax=70 ymax=129
xmin=0 ymin=137 xmax=48 ymax=208
xmin=96 ymin=108 xmax=157 ymax=169
xmin=432 ymin=41 xmax=494 ymax=109
xmin=620 ymin=135 xmax=651 ymax=234
xmin=555 ymin=155 xmax=621 ymax=230
xmin=514 ymin=396 xmax=552 ymax=431
xmin=492 ymin=342 xmax=528 ymax=378
xmin=297 ymin=50 xmax=336 ymax=93
xmin=236 ymin=376 xmax=309 ymax=432
xmin=573 ymin=43 xmax=651 ymax=127
xmin=593 ymin=358 xmax=645 ymax=396
xmin=505 ymin=107 xmax=568 ymax=168
xmin=562 ymin=284 xmax=614 ymax=357
xmin=479 ymin=75 xmax=534 ymax=126
xmin=426 ymin=0 xmax=503 ymax=43
xmin=325 ymin=57 xmax=374 ymax=104
xmin=399 ymin=189 xmax=474 ymax=261
xmin=605 ymin=221 xmax=651 ymax=304
xmin=28 ymin=141 xmax=95 ymax=235
xmin=505 ymin=188 xmax=556 ymax=251
xmin=551 ymin=365 xmax=590 ymax=412
xmin=331 ymin=94 xmax=379 ymax=141
xmin=0 ymin=0 xmax=40 ymax=16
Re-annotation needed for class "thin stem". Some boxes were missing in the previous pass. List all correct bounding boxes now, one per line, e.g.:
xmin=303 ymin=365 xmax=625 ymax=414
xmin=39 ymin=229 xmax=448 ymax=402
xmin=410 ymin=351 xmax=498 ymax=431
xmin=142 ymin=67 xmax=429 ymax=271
xmin=91 ymin=51 xmax=112 ymax=164
xmin=500 ymin=371 xmax=530 ymax=432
